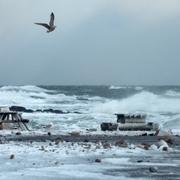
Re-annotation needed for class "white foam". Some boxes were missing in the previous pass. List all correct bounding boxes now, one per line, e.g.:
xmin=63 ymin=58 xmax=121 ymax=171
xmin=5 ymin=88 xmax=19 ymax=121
xmin=109 ymin=86 xmax=143 ymax=91
xmin=134 ymin=86 xmax=144 ymax=91
xmin=109 ymin=85 xmax=127 ymax=90
xmin=0 ymin=85 xmax=52 ymax=93
xmin=0 ymin=86 xmax=79 ymax=110
xmin=0 ymin=86 xmax=180 ymax=132
xmin=164 ymin=90 xmax=180 ymax=97
xmin=92 ymin=91 xmax=180 ymax=114
xmin=89 ymin=91 xmax=180 ymax=131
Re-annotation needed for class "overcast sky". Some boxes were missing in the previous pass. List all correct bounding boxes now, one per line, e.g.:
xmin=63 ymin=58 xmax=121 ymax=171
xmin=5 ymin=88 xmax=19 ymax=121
xmin=1 ymin=0 xmax=180 ymax=85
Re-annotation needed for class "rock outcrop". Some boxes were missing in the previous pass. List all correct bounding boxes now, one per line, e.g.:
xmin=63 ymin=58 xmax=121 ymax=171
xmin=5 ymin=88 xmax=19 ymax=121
xmin=9 ymin=106 xmax=81 ymax=114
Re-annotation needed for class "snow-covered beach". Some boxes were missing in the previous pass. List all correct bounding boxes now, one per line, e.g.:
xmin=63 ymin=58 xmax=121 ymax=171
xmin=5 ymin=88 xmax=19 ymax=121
xmin=0 ymin=131 xmax=180 ymax=180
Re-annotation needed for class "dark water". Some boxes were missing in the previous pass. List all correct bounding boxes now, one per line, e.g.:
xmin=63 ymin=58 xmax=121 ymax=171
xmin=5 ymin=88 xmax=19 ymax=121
xmin=40 ymin=85 xmax=180 ymax=99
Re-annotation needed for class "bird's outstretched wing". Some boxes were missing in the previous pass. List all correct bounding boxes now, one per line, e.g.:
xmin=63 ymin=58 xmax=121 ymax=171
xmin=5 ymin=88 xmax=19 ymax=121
xmin=49 ymin=12 xmax=55 ymax=27
xmin=34 ymin=23 xmax=50 ymax=30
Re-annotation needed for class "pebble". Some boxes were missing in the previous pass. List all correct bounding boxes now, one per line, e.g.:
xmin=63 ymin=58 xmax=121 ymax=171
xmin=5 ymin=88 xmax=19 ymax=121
xmin=47 ymin=132 xmax=51 ymax=136
xmin=10 ymin=154 xmax=15 ymax=159
xmin=102 ymin=143 xmax=111 ymax=149
xmin=95 ymin=159 xmax=101 ymax=163
xmin=115 ymin=139 xmax=128 ymax=148
xmin=16 ymin=132 xmax=21 ymax=135
xmin=137 ymin=160 xmax=143 ymax=163
xmin=149 ymin=167 xmax=158 ymax=173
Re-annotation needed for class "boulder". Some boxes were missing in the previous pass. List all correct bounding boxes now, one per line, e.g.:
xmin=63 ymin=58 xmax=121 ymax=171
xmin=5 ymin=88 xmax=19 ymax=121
xmin=42 ymin=109 xmax=64 ymax=114
xmin=10 ymin=106 xmax=34 ymax=113
xmin=158 ymin=136 xmax=174 ymax=145
xmin=157 ymin=139 xmax=173 ymax=151
xmin=24 ymin=109 xmax=34 ymax=113
xmin=10 ymin=106 xmax=26 ymax=112
xmin=101 ymin=123 xmax=118 ymax=131
xmin=157 ymin=139 xmax=169 ymax=148
xmin=10 ymin=106 xmax=72 ymax=114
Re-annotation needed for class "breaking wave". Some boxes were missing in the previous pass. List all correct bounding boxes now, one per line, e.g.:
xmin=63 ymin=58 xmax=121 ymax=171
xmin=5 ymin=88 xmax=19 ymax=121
xmin=0 ymin=85 xmax=52 ymax=93
xmin=0 ymin=85 xmax=180 ymax=132
xmin=0 ymin=86 xmax=78 ymax=108
xmin=109 ymin=85 xmax=127 ymax=90
xmin=92 ymin=91 xmax=180 ymax=114
xmin=109 ymin=85 xmax=143 ymax=91
xmin=164 ymin=90 xmax=180 ymax=97
xmin=91 ymin=90 xmax=180 ymax=130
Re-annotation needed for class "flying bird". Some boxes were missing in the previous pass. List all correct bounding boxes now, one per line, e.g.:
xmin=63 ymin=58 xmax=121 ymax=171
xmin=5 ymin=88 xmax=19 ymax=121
xmin=35 ymin=12 xmax=56 ymax=33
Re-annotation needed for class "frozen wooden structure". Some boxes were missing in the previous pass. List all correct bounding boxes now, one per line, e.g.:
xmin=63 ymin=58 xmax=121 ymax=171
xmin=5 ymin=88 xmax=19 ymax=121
xmin=101 ymin=113 xmax=159 ymax=131
xmin=0 ymin=107 xmax=30 ymax=130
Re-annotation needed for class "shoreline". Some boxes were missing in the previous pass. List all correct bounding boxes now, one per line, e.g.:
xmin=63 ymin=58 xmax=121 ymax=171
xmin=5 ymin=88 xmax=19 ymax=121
xmin=2 ymin=133 xmax=180 ymax=145
xmin=0 ymin=133 xmax=180 ymax=180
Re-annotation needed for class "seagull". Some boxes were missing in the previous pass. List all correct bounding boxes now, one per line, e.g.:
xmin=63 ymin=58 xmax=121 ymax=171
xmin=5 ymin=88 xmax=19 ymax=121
xmin=35 ymin=12 xmax=56 ymax=33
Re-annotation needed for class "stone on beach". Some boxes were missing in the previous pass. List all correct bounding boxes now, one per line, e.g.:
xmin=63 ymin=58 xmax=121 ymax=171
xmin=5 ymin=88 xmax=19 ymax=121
xmin=69 ymin=132 xmax=80 ymax=136
xmin=149 ymin=166 xmax=158 ymax=173
xmin=9 ymin=154 xmax=15 ymax=159
xmin=102 ymin=142 xmax=111 ymax=149
xmin=54 ymin=138 xmax=63 ymax=145
xmin=158 ymin=136 xmax=174 ymax=145
xmin=47 ymin=132 xmax=51 ymax=136
xmin=137 ymin=143 xmax=150 ymax=150
xmin=95 ymin=159 xmax=101 ymax=163
xmin=157 ymin=139 xmax=169 ymax=148
xmin=39 ymin=146 xmax=45 ymax=151
xmin=137 ymin=160 xmax=143 ymax=163
xmin=115 ymin=139 xmax=128 ymax=148
xmin=149 ymin=144 xmax=158 ymax=150
xmin=155 ymin=139 xmax=173 ymax=151
xmin=16 ymin=132 xmax=22 ymax=135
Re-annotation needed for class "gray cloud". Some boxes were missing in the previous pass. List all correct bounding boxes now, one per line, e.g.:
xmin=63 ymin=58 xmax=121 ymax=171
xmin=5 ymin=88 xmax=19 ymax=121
xmin=0 ymin=0 xmax=180 ymax=85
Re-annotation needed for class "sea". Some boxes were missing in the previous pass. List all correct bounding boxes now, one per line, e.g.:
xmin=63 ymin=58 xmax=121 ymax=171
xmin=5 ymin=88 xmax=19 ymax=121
xmin=0 ymin=85 xmax=180 ymax=134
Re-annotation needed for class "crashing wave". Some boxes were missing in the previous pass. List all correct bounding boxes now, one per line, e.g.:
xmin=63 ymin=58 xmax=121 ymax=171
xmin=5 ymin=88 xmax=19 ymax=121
xmin=109 ymin=85 xmax=127 ymax=90
xmin=0 ymin=85 xmax=52 ymax=93
xmin=0 ymin=85 xmax=78 ymax=109
xmin=109 ymin=85 xmax=143 ymax=91
xmin=134 ymin=86 xmax=143 ymax=91
xmin=164 ymin=90 xmax=180 ymax=97
xmin=91 ymin=90 xmax=180 ymax=115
